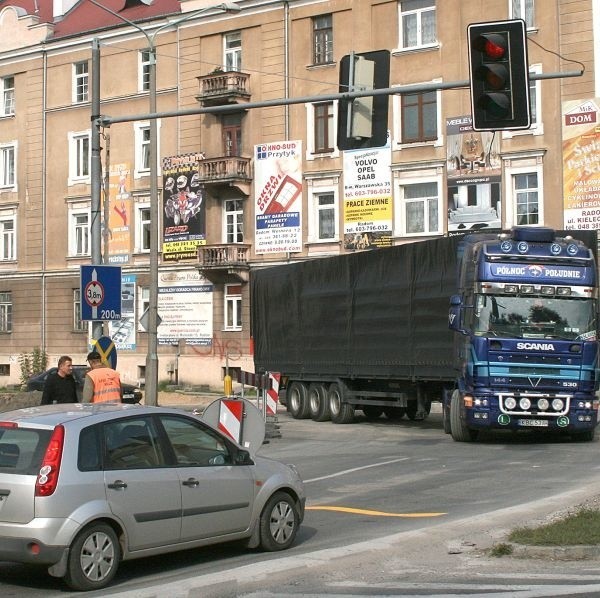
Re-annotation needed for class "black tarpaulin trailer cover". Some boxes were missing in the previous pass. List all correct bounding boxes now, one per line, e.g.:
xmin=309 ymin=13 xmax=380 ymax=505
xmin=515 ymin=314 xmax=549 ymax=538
xmin=250 ymin=236 xmax=461 ymax=382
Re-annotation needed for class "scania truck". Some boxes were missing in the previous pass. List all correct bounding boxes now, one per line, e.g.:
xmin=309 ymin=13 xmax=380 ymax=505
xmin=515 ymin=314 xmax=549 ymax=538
xmin=251 ymin=226 xmax=599 ymax=441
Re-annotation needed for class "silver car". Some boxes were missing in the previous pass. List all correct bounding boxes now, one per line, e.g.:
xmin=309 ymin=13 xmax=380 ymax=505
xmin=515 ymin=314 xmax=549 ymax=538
xmin=0 ymin=403 xmax=305 ymax=591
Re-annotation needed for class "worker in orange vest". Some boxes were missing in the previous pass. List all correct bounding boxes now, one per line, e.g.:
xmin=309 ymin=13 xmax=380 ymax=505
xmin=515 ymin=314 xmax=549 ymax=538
xmin=82 ymin=351 xmax=122 ymax=403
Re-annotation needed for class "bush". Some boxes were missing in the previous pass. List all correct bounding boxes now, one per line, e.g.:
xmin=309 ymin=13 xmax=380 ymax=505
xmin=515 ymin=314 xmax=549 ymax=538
xmin=18 ymin=348 xmax=48 ymax=386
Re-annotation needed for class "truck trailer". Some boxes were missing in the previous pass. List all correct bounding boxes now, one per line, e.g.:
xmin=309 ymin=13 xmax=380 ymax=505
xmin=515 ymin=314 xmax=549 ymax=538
xmin=251 ymin=227 xmax=600 ymax=440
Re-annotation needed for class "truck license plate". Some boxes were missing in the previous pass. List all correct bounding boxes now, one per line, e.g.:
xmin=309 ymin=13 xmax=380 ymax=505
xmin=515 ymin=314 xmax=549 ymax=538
xmin=518 ymin=418 xmax=549 ymax=427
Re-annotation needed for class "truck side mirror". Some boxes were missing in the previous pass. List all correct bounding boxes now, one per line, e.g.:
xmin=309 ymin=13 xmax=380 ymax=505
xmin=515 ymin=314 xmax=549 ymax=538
xmin=449 ymin=295 xmax=469 ymax=335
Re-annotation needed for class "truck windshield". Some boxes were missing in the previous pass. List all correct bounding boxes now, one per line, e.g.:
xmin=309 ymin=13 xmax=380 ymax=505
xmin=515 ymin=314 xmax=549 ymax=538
xmin=473 ymin=294 xmax=597 ymax=341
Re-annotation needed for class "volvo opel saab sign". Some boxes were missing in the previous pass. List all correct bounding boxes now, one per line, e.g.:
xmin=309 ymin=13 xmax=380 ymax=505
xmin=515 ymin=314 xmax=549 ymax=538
xmin=80 ymin=265 xmax=122 ymax=321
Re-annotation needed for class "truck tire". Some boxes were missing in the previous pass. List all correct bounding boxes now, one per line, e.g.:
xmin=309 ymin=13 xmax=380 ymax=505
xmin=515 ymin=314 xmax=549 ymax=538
xmin=362 ymin=405 xmax=383 ymax=419
xmin=328 ymin=383 xmax=355 ymax=424
xmin=450 ymin=390 xmax=478 ymax=442
xmin=309 ymin=383 xmax=331 ymax=421
xmin=406 ymin=401 xmax=431 ymax=421
xmin=442 ymin=401 xmax=452 ymax=434
xmin=287 ymin=382 xmax=310 ymax=419
xmin=384 ymin=407 xmax=405 ymax=420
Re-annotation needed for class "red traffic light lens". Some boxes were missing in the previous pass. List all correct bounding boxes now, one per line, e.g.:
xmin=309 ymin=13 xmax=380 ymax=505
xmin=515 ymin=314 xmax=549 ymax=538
xmin=473 ymin=33 xmax=508 ymax=60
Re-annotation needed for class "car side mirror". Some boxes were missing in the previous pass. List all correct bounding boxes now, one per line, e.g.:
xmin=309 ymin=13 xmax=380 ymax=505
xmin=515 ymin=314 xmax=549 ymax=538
xmin=235 ymin=449 xmax=254 ymax=465
xmin=449 ymin=294 xmax=469 ymax=336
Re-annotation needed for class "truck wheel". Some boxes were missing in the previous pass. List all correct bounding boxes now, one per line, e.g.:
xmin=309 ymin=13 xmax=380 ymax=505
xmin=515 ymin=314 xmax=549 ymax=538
xmin=442 ymin=401 xmax=452 ymax=434
xmin=328 ymin=383 xmax=354 ymax=424
xmin=309 ymin=383 xmax=330 ymax=421
xmin=287 ymin=382 xmax=310 ymax=419
xmin=384 ymin=407 xmax=405 ymax=420
xmin=450 ymin=390 xmax=477 ymax=442
xmin=362 ymin=405 xmax=383 ymax=419
xmin=406 ymin=401 xmax=431 ymax=421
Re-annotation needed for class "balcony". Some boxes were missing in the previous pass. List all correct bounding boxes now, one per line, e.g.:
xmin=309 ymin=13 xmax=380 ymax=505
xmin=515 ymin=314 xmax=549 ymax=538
xmin=196 ymin=70 xmax=251 ymax=106
xmin=197 ymin=244 xmax=251 ymax=284
xmin=198 ymin=156 xmax=252 ymax=195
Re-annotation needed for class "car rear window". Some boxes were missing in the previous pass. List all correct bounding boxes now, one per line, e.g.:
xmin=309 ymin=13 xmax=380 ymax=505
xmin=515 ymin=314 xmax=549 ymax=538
xmin=0 ymin=427 xmax=53 ymax=475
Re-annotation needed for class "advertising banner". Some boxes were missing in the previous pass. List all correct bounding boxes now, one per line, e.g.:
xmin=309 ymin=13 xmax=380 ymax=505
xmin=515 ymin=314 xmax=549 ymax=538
xmin=562 ymin=98 xmax=600 ymax=230
xmin=162 ymin=153 xmax=206 ymax=260
xmin=107 ymin=163 xmax=132 ymax=264
xmin=446 ymin=116 xmax=501 ymax=234
xmin=157 ymin=269 xmax=213 ymax=346
xmin=108 ymin=274 xmax=136 ymax=350
xmin=254 ymin=141 xmax=303 ymax=253
xmin=342 ymin=140 xmax=392 ymax=250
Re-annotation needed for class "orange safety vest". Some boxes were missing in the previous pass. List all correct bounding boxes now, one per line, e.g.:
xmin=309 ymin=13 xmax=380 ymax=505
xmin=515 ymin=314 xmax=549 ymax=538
xmin=87 ymin=368 xmax=121 ymax=403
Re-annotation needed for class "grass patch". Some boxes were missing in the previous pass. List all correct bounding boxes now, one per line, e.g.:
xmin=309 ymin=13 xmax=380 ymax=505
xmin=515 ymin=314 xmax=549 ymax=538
xmin=509 ymin=508 xmax=600 ymax=546
xmin=489 ymin=542 xmax=514 ymax=557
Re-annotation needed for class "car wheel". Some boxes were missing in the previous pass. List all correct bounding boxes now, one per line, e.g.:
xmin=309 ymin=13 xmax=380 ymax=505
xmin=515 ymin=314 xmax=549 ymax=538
xmin=64 ymin=522 xmax=120 ymax=591
xmin=259 ymin=491 xmax=299 ymax=551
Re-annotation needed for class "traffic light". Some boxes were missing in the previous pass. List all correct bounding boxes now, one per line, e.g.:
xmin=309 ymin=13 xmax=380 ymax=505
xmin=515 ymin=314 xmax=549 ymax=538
xmin=468 ymin=19 xmax=530 ymax=131
xmin=337 ymin=50 xmax=390 ymax=150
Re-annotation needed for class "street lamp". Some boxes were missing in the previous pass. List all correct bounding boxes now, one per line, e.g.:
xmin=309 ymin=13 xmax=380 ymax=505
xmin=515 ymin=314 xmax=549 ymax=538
xmin=89 ymin=0 xmax=241 ymax=405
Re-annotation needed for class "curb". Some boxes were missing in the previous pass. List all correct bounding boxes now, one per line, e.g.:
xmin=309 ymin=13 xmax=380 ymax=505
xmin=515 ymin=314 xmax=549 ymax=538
xmin=509 ymin=542 xmax=600 ymax=560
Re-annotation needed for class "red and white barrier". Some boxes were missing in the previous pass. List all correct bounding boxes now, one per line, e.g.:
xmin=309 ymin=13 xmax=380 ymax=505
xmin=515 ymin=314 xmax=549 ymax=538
xmin=266 ymin=372 xmax=280 ymax=415
xmin=218 ymin=399 xmax=244 ymax=443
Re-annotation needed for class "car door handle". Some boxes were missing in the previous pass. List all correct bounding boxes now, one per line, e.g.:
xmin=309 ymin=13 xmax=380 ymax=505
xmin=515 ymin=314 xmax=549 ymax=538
xmin=107 ymin=480 xmax=128 ymax=490
xmin=182 ymin=478 xmax=199 ymax=487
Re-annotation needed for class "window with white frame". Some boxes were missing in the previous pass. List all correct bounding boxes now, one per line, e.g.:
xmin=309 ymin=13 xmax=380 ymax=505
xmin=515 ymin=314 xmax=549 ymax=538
xmin=514 ymin=172 xmax=539 ymax=225
xmin=309 ymin=190 xmax=337 ymax=241
xmin=73 ymin=61 xmax=89 ymax=103
xmin=139 ymin=49 xmax=152 ymax=92
xmin=1 ymin=76 xmax=15 ymax=116
xmin=135 ymin=203 xmax=151 ymax=252
xmin=313 ymin=15 xmax=333 ymax=65
xmin=134 ymin=122 xmax=160 ymax=178
xmin=510 ymin=0 xmax=534 ymax=28
xmin=224 ymin=32 xmax=242 ymax=71
xmin=224 ymin=284 xmax=242 ymax=331
xmin=0 ymin=214 xmax=15 ymax=261
xmin=73 ymin=288 xmax=87 ymax=332
xmin=224 ymin=199 xmax=244 ymax=243
xmin=69 ymin=209 xmax=90 ymax=256
xmin=0 ymin=143 xmax=15 ymax=188
xmin=0 ymin=292 xmax=12 ymax=333
xmin=138 ymin=286 xmax=150 ymax=331
xmin=68 ymin=132 xmax=90 ymax=184
xmin=396 ymin=179 xmax=441 ymax=236
xmin=399 ymin=0 xmax=436 ymax=50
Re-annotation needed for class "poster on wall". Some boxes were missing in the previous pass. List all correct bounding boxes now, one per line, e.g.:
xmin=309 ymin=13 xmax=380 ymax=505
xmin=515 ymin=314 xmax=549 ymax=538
xmin=342 ymin=138 xmax=392 ymax=250
xmin=157 ymin=269 xmax=213 ymax=346
xmin=162 ymin=153 xmax=206 ymax=260
xmin=107 ymin=163 xmax=132 ymax=264
xmin=108 ymin=274 xmax=136 ymax=350
xmin=446 ymin=116 xmax=502 ymax=234
xmin=254 ymin=141 xmax=303 ymax=253
xmin=562 ymin=98 xmax=600 ymax=230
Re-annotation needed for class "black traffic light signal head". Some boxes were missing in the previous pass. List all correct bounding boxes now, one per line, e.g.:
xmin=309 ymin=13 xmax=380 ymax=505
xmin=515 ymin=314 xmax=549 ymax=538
xmin=468 ymin=19 xmax=530 ymax=131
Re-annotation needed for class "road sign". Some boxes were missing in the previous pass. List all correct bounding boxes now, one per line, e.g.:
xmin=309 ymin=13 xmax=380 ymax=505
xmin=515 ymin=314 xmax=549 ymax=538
xmin=92 ymin=335 xmax=118 ymax=369
xmin=80 ymin=265 xmax=122 ymax=321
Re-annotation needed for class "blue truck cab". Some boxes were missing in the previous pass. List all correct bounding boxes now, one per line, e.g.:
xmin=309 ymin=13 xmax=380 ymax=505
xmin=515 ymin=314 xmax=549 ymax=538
xmin=447 ymin=226 xmax=599 ymax=441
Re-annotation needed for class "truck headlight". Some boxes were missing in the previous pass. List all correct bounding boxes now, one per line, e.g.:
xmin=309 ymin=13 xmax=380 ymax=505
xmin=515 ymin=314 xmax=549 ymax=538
xmin=552 ymin=398 xmax=565 ymax=411
xmin=537 ymin=398 xmax=549 ymax=411
xmin=505 ymin=397 xmax=517 ymax=410
xmin=519 ymin=398 xmax=531 ymax=410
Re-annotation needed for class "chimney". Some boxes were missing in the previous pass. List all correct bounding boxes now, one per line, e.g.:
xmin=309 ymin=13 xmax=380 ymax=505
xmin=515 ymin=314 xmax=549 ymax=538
xmin=53 ymin=0 xmax=79 ymax=20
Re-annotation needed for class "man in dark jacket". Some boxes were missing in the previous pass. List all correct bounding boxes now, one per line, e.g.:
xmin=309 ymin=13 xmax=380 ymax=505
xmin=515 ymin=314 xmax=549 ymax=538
xmin=40 ymin=355 xmax=78 ymax=405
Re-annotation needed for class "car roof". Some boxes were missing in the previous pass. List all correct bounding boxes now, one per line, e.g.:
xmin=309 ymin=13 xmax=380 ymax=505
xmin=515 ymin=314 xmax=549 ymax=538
xmin=0 ymin=404 xmax=186 ymax=428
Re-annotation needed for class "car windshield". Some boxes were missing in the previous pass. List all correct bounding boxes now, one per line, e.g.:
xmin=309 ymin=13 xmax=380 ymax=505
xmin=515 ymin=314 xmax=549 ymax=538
xmin=472 ymin=294 xmax=597 ymax=341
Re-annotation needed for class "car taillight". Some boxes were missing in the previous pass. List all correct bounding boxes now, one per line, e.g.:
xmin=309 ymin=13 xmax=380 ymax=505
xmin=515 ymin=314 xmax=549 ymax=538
xmin=35 ymin=425 xmax=65 ymax=497
xmin=0 ymin=422 xmax=18 ymax=429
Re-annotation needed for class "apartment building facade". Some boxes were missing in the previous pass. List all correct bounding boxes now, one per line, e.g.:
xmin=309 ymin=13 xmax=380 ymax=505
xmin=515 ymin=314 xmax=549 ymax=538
xmin=0 ymin=0 xmax=597 ymax=389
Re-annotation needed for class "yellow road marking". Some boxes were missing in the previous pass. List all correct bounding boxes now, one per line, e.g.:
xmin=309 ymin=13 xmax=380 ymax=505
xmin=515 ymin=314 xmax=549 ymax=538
xmin=306 ymin=506 xmax=446 ymax=518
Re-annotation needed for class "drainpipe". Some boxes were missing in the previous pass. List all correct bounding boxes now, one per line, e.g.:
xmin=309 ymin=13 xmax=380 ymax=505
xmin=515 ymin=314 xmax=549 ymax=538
xmin=41 ymin=47 xmax=47 ymax=352
xmin=284 ymin=1 xmax=290 ymax=139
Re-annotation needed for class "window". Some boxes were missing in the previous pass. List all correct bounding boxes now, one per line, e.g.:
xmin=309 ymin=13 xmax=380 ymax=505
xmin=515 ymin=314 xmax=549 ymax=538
xmin=134 ymin=122 xmax=161 ymax=178
xmin=400 ymin=0 xmax=436 ymax=50
xmin=139 ymin=50 xmax=152 ymax=92
xmin=224 ymin=200 xmax=244 ymax=243
xmin=401 ymin=91 xmax=437 ymax=144
xmin=514 ymin=173 xmax=539 ymax=225
xmin=224 ymin=284 xmax=242 ymax=331
xmin=223 ymin=114 xmax=242 ymax=156
xmin=73 ymin=289 xmax=87 ymax=332
xmin=396 ymin=179 xmax=441 ymax=236
xmin=0 ymin=144 xmax=15 ymax=188
xmin=313 ymin=15 xmax=333 ymax=65
xmin=73 ymin=61 xmax=89 ymax=103
xmin=224 ymin=32 xmax=242 ymax=71
xmin=311 ymin=192 xmax=336 ymax=241
xmin=0 ymin=292 xmax=12 ymax=333
xmin=314 ymin=102 xmax=334 ymax=153
xmin=68 ymin=132 xmax=90 ymax=184
xmin=510 ymin=0 xmax=534 ymax=28
xmin=135 ymin=203 xmax=151 ymax=252
xmin=1 ymin=76 xmax=14 ymax=116
xmin=104 ymin=417 xmax=164 ymax=469
xmin=69 ymin=210 xmax=90 ymax=256
xmin=138 ymin=287 xmax=149 ymax=331
xmin=0 ymin=215 xmax=15 ymax=261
